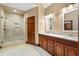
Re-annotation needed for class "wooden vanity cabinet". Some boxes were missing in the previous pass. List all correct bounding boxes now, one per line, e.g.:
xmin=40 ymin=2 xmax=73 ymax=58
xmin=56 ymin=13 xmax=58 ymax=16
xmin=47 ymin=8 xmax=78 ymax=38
xmin=65 ymin=45 xmax=79 ymax=56
xmin=47 ymin=38 xmax=54 ymax=55
xmin=39 ymin=35 xmax=48 ymax=50
xmin=43 ymin=38 xmax=47 ymax=50
xmin=54 ymin=41 xmax=65 ymax=56
xmin=39 ymin=34 xmax=79 ymax=56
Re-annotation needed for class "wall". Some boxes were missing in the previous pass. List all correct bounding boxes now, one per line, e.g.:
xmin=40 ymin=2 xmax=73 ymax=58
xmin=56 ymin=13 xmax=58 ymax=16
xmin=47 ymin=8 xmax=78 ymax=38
xmin=38 ymin=4 xmax=45 ymax=33
xmin=3 ymin=13 xmax=24 ymax=42
xmin=45 ymin=3 xmax=71 ymax=32
xmin=45 ymin=3 xmax=78 ymax=36
xmin=24 ymin=4 xmax=45 ymax=44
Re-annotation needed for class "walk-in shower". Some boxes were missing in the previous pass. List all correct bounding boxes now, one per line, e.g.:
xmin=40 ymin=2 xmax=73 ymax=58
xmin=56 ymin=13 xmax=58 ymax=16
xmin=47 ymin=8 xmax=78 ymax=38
xmin=0 ymin=12 xmax=25 ymax=48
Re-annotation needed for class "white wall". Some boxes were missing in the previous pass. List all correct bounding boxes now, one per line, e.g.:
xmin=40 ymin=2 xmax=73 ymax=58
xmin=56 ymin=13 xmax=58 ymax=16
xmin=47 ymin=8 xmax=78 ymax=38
xmin=24 ymin=5 xmax=45 ymax=44
xmin=38 ymin=4 xmax=45 ymax=33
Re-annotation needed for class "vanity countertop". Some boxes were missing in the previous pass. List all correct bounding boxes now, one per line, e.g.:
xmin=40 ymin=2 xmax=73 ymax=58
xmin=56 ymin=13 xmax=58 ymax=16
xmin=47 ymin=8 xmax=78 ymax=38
xmin=39 ymin=33 xmax=78 ymax=42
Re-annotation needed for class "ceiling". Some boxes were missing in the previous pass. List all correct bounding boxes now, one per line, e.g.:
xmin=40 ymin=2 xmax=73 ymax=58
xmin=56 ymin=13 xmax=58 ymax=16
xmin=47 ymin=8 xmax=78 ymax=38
xmin=1 ymin=3 xmax=52 ymax=11
xmin=0 ymin=3 xmax=52 ymax=15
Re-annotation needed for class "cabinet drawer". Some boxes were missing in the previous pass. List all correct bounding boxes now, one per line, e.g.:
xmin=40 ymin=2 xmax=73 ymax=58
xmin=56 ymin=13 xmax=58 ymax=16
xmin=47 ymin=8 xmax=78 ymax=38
xmin=48 ymin=39 xmax=54 ymax=48
xmin=48 ymin=46 xmax=54 ymax=55
xmin=48 ymin=39 xmax=53 ymax=44
xmin=48 ymin=43 xmax=54 ymax=48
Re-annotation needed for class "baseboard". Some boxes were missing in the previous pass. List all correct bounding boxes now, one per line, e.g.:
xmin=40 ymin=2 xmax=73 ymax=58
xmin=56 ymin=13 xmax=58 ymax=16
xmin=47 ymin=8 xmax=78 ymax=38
xmin=25 ymin=42 xmax=29 ymax=43
xmin=25 ymin=42 xmax=40 ymax=46
xmin=34 ymin=44 xmax=40 ymax=46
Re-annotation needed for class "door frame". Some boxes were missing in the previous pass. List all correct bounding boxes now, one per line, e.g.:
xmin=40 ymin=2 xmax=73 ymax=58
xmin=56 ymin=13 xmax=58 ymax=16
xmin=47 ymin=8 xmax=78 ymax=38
xmin=25 ymin=16 xmax=35 ymax=44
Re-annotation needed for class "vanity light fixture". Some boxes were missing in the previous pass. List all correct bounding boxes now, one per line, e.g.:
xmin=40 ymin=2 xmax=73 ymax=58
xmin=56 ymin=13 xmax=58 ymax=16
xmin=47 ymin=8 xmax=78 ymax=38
xmin=49 ymin=14 xmax=53 ymax=17
xmin=68 ymin=5 xmax=73 ymax=9
xmin=62 ymin=7 xmax=66 ymax=12
xmin=45 ymin=13 xmax=54 ymax=18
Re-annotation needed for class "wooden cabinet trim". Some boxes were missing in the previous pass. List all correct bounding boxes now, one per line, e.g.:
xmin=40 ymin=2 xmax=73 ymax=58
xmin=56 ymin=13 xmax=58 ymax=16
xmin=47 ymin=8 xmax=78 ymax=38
xmin=39 ymin=34 xmax=79 ymax=56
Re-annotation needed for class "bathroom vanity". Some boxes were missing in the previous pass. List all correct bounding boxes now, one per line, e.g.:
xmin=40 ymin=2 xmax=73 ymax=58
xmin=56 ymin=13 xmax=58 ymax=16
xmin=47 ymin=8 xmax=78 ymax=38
xmin=39 ymin=33 xmax=79 ymax=56
xmin=40 ymin=4 xmax=79 ymax=56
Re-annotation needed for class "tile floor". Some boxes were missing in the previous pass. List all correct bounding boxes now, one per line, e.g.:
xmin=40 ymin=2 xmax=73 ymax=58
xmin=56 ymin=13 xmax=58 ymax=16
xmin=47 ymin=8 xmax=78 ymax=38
xmin=0 ymin=43 xmax=51 ymax=56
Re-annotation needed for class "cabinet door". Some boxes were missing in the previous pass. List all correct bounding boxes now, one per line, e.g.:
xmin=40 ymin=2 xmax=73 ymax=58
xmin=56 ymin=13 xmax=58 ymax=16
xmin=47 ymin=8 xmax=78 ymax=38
xmin=39 ymin=36 xmax=43 ymax=47
xmin=39 ymin=35 xmax=48 ymax=50
xmin=54 ymin=41 xmax=65 ymax=56
xmin=43 ymin=38 xmax=47 ymax=50
xmin=65 ymin=46 xmax=79 ymax=56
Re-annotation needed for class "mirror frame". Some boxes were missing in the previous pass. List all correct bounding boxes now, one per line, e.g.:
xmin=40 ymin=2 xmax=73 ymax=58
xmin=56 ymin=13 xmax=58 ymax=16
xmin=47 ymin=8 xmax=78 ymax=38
xmin=45 ymin=14 xmax=55 ymax=32
xmin=62 ymin=7 xmax=78 ymax=32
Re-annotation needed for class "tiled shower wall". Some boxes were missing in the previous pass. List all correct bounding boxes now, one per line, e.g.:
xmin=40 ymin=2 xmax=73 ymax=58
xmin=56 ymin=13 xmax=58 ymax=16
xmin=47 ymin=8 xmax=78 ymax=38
xmin=0 ymin=8 xmax=24 ymax=44
xmin=0 ymin=7 xmax=5 ymax=43
xmin=3 ymin=13 xmax=24 ymax=42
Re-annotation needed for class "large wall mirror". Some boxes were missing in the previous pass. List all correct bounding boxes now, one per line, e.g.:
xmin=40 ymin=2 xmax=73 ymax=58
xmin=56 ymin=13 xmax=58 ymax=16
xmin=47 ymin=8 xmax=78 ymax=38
xmin=45 ymin=14 xmax=55 ymax=32
xmin=63 ymin=6 xmax=78 ymax=32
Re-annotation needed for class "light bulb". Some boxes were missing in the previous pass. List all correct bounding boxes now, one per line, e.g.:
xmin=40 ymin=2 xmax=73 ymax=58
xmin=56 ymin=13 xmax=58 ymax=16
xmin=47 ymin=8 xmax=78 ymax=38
xmin=62 ymin=7 xmax=66 ymax=12
xmin=14 ymin=10 xmax=17 ymax=12
xmin=68 ymin=5 xmax=73 ymax=9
